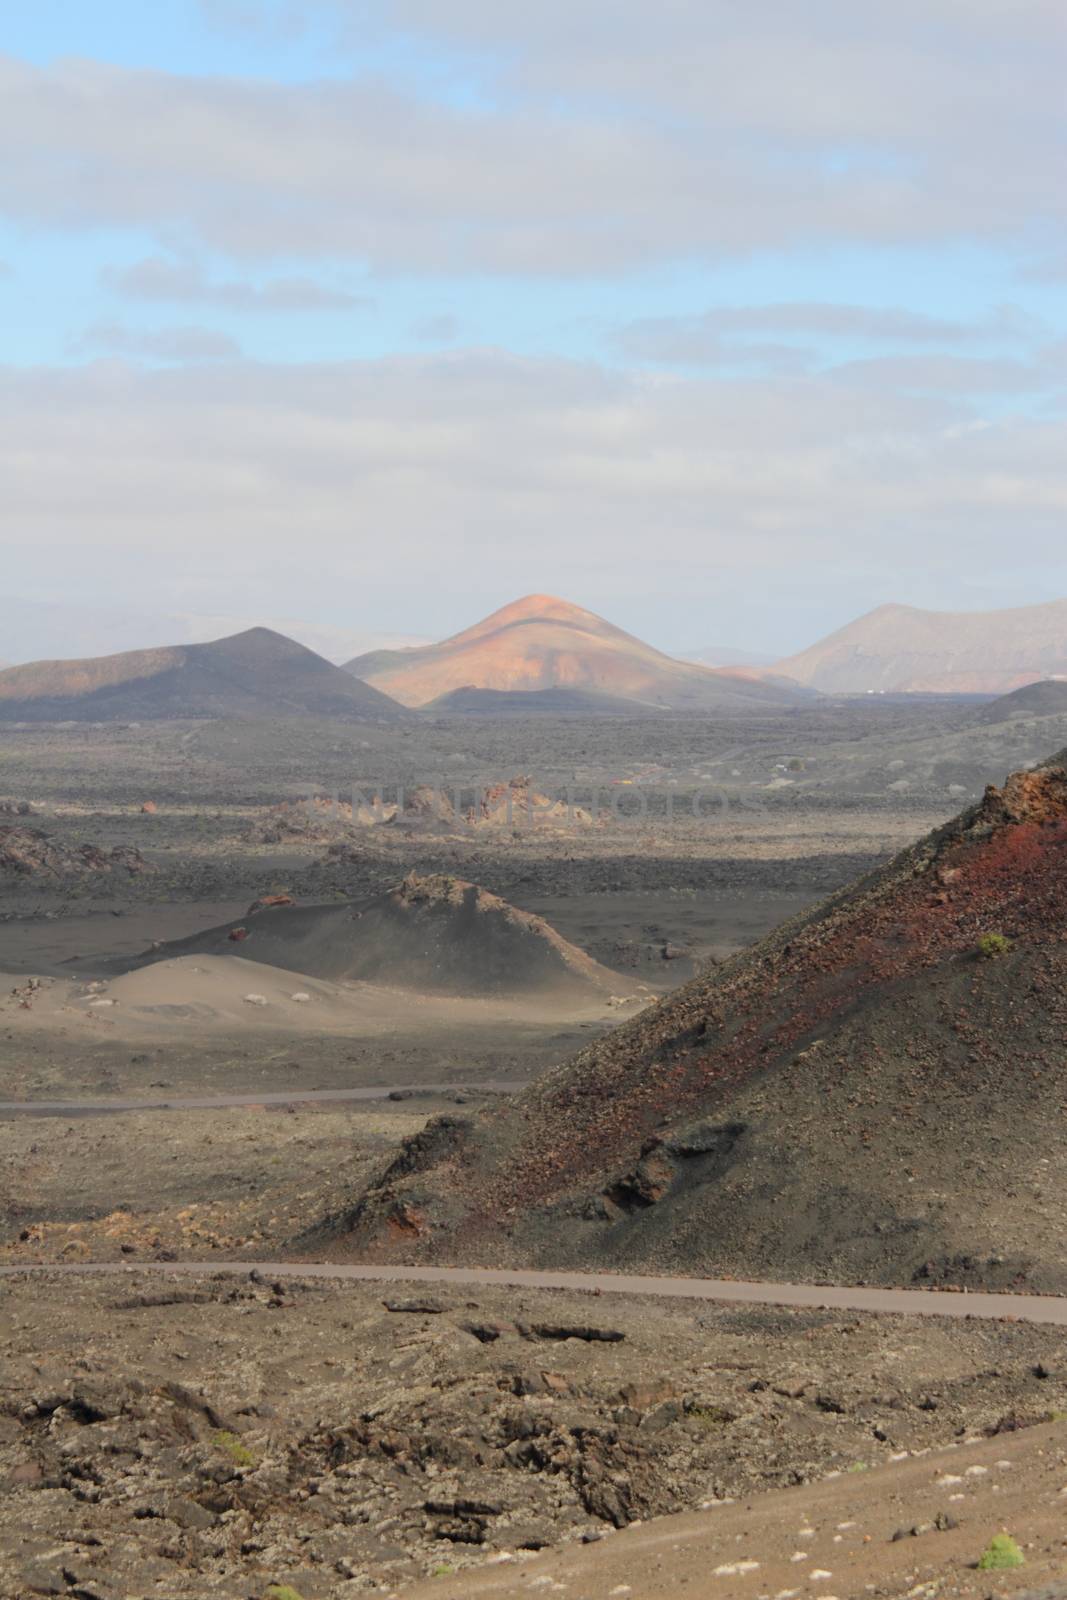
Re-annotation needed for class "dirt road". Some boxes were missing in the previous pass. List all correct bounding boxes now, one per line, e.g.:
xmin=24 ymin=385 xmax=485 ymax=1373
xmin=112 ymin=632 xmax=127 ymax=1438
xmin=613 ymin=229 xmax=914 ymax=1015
xmin=4 ymin=1258 xmax=1067 ymax=1325
xmin=0 ymin=1082 xmax=520 ymax=1116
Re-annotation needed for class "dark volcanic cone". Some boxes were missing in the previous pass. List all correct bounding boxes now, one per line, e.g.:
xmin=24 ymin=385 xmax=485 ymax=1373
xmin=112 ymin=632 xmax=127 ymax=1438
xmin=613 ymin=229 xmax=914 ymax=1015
xmin=0 ymin=627 xmax=403 ymax=722
xmin=324 ymin=752 xmax=1067 ymax=1292
xmin=122 ymin=872 xmax=634 ymax=1001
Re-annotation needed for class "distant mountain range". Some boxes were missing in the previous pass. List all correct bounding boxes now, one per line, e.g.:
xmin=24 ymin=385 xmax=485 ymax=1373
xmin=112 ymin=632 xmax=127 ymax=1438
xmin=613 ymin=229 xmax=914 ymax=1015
xmin=346 ymin=594 xmax=805 ymax=712
xmin=7 ymin=592 xmax=1066 ymax=711
xmin=0 ymin=628 xmax=404 ymax=722
xmin=773 ymin=600 xmax=1067 ymax=694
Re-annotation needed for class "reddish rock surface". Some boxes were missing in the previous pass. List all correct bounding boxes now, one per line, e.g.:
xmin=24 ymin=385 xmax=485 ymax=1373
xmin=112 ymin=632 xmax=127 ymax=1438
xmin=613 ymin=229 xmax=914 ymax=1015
xmin=345 ymin=594 xmax=801 ymax=711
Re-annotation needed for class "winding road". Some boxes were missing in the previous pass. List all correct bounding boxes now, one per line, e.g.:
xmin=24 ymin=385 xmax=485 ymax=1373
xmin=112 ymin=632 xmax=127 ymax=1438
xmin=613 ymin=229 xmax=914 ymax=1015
xmin=3 ymin=1257 xmax=1067 ymax=1324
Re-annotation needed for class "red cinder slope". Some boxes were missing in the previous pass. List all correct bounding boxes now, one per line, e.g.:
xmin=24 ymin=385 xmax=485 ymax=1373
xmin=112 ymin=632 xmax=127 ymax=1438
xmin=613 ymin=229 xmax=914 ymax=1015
xmin=326 ymin=753 xmax=1067 ymax=1291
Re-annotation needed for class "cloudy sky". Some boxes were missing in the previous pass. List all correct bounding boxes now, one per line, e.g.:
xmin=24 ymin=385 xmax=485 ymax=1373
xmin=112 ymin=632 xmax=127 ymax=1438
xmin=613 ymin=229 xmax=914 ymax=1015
xmin=2 ymin=0 xmax=1066 ymax=653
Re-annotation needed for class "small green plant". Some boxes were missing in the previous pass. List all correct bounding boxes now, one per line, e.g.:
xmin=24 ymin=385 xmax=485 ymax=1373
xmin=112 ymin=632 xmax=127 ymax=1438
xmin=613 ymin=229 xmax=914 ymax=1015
xmin=430 ymin=1565 xmax=455 ymax=1578
xmin=977 ymin=1533 xmax=1024 ymax=1570
xmin=976 ymin=932 xmax=1013 ymax=959
xmin=211 ymin=1428 xmax=256 ymax=1469
xmin=265 ymin=1587 xmax=305 ymax=1600
xmin=686 ymin=1402 xmax=736 ymax=1429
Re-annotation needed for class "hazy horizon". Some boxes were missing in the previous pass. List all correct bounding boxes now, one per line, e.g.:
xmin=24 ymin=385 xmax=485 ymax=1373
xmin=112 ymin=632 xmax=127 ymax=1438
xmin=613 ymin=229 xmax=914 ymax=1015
xmin=5 ymin=586 xmax=1067 ymax=672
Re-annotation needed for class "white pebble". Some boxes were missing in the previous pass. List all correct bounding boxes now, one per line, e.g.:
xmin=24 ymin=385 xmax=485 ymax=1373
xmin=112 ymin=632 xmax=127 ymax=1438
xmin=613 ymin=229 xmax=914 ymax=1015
xmin=243 ymin=993 xmax=268 ymax=1006
xmin=713 ymin=1562 xmax=759 ymax=1576
xmin=290 ymin=991 xmax=311 ymax=1002
xmin=965 ymin=1464 xmax=988 ymax=1476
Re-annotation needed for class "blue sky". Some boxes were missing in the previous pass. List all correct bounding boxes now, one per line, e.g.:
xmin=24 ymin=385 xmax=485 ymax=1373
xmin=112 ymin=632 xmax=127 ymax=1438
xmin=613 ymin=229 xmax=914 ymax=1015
xmin=1 ymin=0 xmax=1065 ymax=651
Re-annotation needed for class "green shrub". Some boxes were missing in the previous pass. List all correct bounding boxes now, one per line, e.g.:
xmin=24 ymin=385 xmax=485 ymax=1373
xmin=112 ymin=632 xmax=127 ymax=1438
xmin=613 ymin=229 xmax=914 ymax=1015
xmin=686 ymin=1402 xmax=736 ymax=1428
xmin=211 ymin=1428 xmax=256 ymax=1469
xmin=976 ymin=932 xmax=1013 ymax=959
xmin=265 ymin=1587 xmax=305 ymax=1600
xmin=977 ymin=1533 xmax=1024 ymax=1570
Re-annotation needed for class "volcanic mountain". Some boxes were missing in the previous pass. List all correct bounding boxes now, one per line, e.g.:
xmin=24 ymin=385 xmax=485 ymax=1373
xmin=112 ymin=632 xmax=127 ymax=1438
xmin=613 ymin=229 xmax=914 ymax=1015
xmin=346 ymin=594 xmax=804 ymax=711
xmin=125 ymin=873 xmax=635 ymax=1001
xmin=332 ymin=751 xmax=1067 ymax=1291
xmin=0 ymin=628 xmax=403 ymax=722
xmin=774 ymin=599 xmax=1067 ymax=694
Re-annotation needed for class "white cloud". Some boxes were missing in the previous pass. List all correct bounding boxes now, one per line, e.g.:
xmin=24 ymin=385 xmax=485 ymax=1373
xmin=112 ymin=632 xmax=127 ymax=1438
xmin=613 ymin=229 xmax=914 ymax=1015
xmin=103 ymin=255 xmax=368 ymax=311
xmin=619 ymin=303 xmax=1034 ymax=359
xmin=0 ymin=350 xmax=1063 ymax=630
xmin=79 ymin=321 xmax=242 ymax=361
xmin=826 ymin=353 xmax=1047 ymax=394
xmin=1 ymin=4 xmax=1064 ymax=275
xmin=614 ymin=303 xmax=1046 ymax=379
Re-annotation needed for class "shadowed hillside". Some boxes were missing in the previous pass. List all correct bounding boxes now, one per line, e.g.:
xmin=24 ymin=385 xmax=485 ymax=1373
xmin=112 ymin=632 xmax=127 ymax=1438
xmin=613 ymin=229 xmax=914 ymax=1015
xmin=976 ymin=679 xmax=1067 ymax=724
xmin=329 ymin=750 xmax=1067 ymax=1291
xmin=0 ymin=628 xmax=403 ymax=722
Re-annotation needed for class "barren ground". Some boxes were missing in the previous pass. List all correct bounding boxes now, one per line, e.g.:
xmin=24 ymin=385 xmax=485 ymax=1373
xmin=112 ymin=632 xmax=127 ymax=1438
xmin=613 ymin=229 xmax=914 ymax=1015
xmin=2 ymin=708 xmax=1061 ymax=1599
xmin=3 ymin=1270 xmax=1066 ymax=1599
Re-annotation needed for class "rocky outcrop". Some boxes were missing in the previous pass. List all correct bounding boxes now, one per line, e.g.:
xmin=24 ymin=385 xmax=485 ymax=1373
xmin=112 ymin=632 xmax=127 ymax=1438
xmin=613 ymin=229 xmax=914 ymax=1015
xmin=0 ymin=826 xmax=150 ymax=880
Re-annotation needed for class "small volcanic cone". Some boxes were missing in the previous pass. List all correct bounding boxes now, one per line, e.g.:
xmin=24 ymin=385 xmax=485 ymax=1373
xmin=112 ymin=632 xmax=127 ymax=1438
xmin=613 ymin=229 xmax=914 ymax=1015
xmin=123 ymin=873 xmax=636 ymax=1001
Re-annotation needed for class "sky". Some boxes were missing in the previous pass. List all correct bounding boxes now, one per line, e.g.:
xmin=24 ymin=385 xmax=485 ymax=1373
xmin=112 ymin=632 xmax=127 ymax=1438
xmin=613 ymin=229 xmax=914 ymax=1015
xmin=1 ymin=0 xmax=1065 ymax=655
